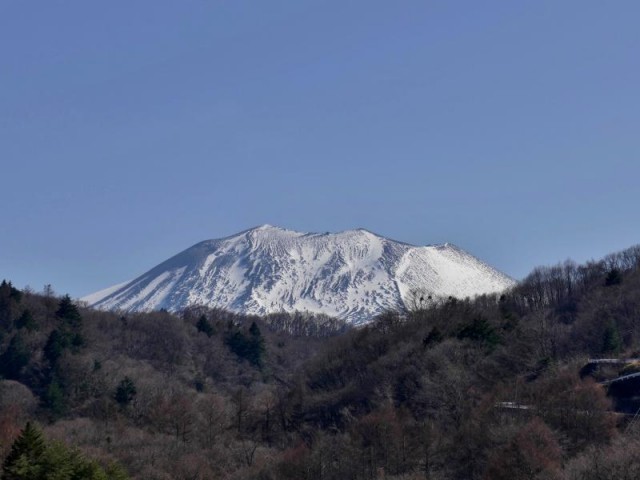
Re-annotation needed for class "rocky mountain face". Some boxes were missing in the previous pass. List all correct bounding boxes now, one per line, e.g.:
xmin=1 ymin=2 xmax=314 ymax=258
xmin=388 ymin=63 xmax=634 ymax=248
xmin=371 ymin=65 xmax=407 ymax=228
xmin=83 ymin=225 xmax=515 ymax=324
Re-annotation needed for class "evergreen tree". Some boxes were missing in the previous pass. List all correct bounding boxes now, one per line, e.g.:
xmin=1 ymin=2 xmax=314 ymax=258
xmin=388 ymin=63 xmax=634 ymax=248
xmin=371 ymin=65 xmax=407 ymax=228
xmin=43 ymin=378 xmax=66 ymax=418
xmin=249 ymin=321 xmax=261 ymax=337
xmin=0 ymin=280 xmax=22 ymax=302
xmin=115 ymin=377 xmax=137 ymax=407
xmin=55 ymin=295 xmax=82 ymax=329
xmin=0 ymin=334 xmax=31 ymax=380
xmin=43 ymin=329 xmax=68 ymax=368
xmin=69 ymin=330 xmax=85 ymax=350
xmin=457 ymin=317 xmax=501 ymax=349
xmin=2 ymin=422 xmax=46 ymax=480
xmin=2 ymin=422 xmax=129 ymax=479
xmin=248 ymin=321 xmax=265 ymax=367
xmin=225 ymin=323 xmax=266 ymax=368
xmin=605 ymin=268 xmax=622 ymax=286
xmin=602 ymin=323 xmax=622 ymax=354
xmin=55 ymin=295 xmax=85 ymax=351
xmin=105 ymin=463 xmax=130 ymax=480
xmin=0 ymin=281 xmax=21 ymax=331
xmin=196 ymin=315 xmax=214 ymax=337
xmin=225 ymin=331 xmax=248 ymax=359
xmin=14 ymin=310 xmax=37 ymax=331
xmin=36 ymin=442 xmax=74 ymax=479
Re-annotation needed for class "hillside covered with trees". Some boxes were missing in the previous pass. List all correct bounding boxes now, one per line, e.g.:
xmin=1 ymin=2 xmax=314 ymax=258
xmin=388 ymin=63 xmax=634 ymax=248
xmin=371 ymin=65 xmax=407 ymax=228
xmin=2 ymin=244 xmax=640 ymax=479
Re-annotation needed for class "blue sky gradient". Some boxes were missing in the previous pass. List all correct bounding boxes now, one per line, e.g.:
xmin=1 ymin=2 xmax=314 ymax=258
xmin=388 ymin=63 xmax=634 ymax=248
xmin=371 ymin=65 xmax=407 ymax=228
xmin=1 ymin=1 xmax=639 ymax=297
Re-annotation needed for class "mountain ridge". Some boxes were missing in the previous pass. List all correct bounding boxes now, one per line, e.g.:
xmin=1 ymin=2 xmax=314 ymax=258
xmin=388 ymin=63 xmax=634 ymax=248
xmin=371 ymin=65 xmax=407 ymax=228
xmin=83 ymin=225 xmax=515 ymax=323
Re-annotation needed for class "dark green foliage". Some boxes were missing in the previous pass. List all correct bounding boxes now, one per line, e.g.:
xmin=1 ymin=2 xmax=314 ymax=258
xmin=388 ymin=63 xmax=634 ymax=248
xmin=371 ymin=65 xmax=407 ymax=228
xmin=104 ymin=463 xmax=130 ymax=480
xmin=69 ymin=331 xmax=85 ymax=350
xmin=0 ymin=281 xmax=21 ymax=331
xmin=194 ymin=377 xmax=205 ymax=392
xmin=43 ymin=378 xmax=66 ymax=417
xmin=2 ymin=422 xmax=46 ymax=479
xmin=43 ymin=329 xmax=68 ymax=367
xmin=225 ymin=331 xmax=247 ymax=357
xmin=248 ymin=322 xmax=266 ymax=366
xmin=43 ymin=299 xmax=85 ymax=370
xmin=225 ymin=322 xmax=265 ymax=367
xmin=602 ymin=323 xmax=622 ymax=354
xmin=55 ymin=295 xmax=82 ymax=328
xmin=0 ymin=334 xmax=30 ymax=380
xmin=499 ymin=296 xmax=521 ymax=329
xmin=56 ymin=296 xmax=85 ymax=350
xmin=249 ymin=321 xmax=261 ymax=337
xmin=249 ymin=322 xmax=266 ymax=364
xmin=457 ymin=317 xmax=501 ymax=348
xmin=2 ymin=422 xmax=129 ymax=479
xmin=226 ymin=331 xmax=252 ymax=363
xmin=14 ymin=310 xmax=37 ymax=331
xmin=0 ymin=280 xmax=22 ymax=303
xmin=605 ymin=268 xmax=622 ymax=286
xmin=196 ymin=314 xmax=214 ymax=337
xmin=115 ymin=377 xmax=136 ymax=407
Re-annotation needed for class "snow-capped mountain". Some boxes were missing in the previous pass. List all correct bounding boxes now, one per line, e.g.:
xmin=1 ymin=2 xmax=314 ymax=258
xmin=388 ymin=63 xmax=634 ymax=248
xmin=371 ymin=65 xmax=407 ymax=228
xmin=83 ymin=225 xmax=515 ymax=324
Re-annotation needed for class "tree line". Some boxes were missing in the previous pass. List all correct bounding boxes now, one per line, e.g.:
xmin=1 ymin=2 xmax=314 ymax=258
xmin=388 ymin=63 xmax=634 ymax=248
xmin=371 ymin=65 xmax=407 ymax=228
xmin=0 ymin=244 xmax=640 ymax=478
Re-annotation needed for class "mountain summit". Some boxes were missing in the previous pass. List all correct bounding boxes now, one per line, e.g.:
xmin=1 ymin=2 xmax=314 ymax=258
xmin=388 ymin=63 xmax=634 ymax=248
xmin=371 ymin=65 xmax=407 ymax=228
xmin=83 ymin=225 xmax=515 ymax=323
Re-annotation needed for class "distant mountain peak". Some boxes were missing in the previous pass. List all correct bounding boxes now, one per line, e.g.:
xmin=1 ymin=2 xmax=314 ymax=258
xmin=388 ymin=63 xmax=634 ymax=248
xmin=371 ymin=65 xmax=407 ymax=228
xmin=251 ymin=224 xmax=281 ymax=231
xmin=83 ymin=226 xmax=515 ymax=324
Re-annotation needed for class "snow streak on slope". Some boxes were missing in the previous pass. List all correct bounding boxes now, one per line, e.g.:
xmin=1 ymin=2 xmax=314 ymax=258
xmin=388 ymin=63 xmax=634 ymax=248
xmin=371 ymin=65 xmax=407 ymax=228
xmin=83 ymin=225 xmax=515 ymax=324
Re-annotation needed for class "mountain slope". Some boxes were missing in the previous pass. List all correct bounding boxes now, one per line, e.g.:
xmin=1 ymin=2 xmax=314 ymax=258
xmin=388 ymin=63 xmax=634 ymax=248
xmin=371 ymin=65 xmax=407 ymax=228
xmin=83 ymin=225 xmax=515 ymax=323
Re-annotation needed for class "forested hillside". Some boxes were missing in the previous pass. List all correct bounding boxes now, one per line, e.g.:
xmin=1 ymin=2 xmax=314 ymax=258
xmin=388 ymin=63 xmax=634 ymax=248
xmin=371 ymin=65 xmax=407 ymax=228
xmin=2 ymin=244 xmax=640 ymax=479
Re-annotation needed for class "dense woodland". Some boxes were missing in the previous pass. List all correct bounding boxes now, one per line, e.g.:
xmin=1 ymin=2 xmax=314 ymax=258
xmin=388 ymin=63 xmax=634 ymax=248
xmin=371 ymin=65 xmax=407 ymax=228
xmin=2 ymin=244 xmax=640 ymax=479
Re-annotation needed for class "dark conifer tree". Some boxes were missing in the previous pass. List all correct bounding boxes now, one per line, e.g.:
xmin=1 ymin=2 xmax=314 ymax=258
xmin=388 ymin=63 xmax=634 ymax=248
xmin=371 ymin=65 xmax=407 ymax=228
xmin=248 ymin=322 xmax=266 ymax=368
xmin=43 ymin=378 xmax=66 ymax=418
xmin=55 ymin=296 xmax=85 ymax=349
xmin=2 ymin=422 xmax=46 ymax=479
xmin=0 ymin=333 xmax=30 ymax=380
xmin=14 ymin=310 xmax=37 ymax=331
xmin=43 ymin=329 xmax=68 ymax=368
xmin=2 ymin=422 xmax=129 ymax=479
xmin=605 ymin=268 xmax=622 ymax=286
xmin=602 ymin=323 xmax=622 ymax=354
xmin=196 ymin=315 xmax=214 ymax=337
xmin=115 ymin=377 xmax=137 ymax=407
xmin=0 ymin=281 xmax=21 ymax=331
xmin=55 ymin=295 xmax=82 ymax=328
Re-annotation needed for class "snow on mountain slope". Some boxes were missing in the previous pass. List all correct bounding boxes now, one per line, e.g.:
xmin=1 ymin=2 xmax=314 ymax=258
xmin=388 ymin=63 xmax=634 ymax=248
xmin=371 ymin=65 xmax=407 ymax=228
xmin=83 ymin=225 xmax=515 ymax=324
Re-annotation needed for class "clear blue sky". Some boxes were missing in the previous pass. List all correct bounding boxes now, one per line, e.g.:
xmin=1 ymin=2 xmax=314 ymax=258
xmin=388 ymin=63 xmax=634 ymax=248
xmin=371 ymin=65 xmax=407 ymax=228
xmin=1 ymin=1 xmax=639 ymax=298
